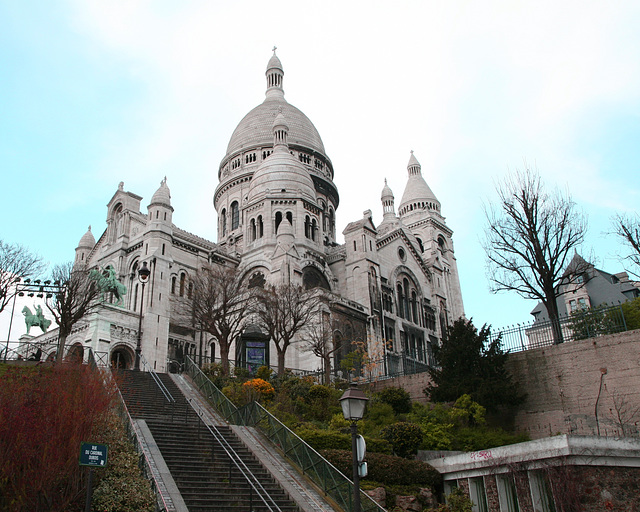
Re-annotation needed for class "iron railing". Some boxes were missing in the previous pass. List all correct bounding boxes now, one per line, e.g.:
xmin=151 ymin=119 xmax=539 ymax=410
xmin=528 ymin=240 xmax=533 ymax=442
xmin=490 ymin=303 xmax=630 ymax=353
xmin=184 ymin=356 xmax=386 ymax=512
xmin=87 ymin=349 xmax=172 ymax=512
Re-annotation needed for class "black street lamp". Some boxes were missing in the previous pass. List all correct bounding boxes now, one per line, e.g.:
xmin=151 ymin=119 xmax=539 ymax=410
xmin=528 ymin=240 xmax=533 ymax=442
xmin=134 ymin=262 xmax=151 ymax=370
xmin=339 ymin=383 xmax=369 ymax=512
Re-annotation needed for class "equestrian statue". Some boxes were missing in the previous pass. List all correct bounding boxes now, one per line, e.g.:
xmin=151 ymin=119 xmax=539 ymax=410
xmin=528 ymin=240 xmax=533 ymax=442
xmin=22 ymin=305 xmax=52 ymax=335
xmin=89 ymin=266 xmax=127 ymax=307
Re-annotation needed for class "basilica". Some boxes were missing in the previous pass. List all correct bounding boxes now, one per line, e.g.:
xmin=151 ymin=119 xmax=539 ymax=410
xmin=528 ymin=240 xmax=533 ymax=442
xmin=29 ymin=51 xmax=464 ymax=376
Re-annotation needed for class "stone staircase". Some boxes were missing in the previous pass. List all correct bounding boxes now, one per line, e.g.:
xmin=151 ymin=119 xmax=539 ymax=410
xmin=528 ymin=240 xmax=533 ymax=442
xmin=117 ymin=370 xmax=300 ymax=512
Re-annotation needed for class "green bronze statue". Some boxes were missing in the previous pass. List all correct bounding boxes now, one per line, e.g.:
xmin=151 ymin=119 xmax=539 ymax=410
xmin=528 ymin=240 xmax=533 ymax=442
xmin=22 ymin=305 xmax=52 ymax=334
xmin=90 ymin=266 xmax=127 ymax=307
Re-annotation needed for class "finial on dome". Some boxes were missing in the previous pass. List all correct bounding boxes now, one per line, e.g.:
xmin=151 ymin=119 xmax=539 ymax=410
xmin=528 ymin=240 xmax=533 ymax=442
xmin=266 ymin=48 xmax=284 ymax=99
xmin=381 ymin=178 xmax=396 ymax=219
xmin=78 ymin=225 xmax=96 ymax=249
xmin=273 ymin=112 xmax=289 ymax=148
xmin=408 ymin=151 xmax=421 ymax=176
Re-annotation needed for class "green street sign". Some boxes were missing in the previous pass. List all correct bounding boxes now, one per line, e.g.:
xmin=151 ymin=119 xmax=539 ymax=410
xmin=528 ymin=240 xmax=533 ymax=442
xmin=79 ymin=442 xmax=108 ymax=467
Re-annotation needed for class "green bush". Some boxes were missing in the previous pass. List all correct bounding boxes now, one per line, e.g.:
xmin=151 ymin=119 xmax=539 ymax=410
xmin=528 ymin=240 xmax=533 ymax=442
xmin=320 ymin=449 xmax=441 ymax=488
xmin=376 ymin=387 xmax=412 ymax=414
xmin=449 ymin=427 xmax=529 ymax=452
xmin=92 ymin=413 xmax=155 ymax=512
xmin=296 ymin=428 xmax=391 ymax=454
xmin=256 ymin=365 xmax=273 ymax=381
xmin=433 ymin=488 xmax=473 ymax=512
xmin=362 ymin=402 xmax=396 ymax=435
xmin=380 ymin=422 xmax=423 ymax=458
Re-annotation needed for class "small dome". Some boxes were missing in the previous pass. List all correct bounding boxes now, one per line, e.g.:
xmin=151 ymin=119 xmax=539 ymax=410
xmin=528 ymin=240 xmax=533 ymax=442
xmin=273 ymin=112 xmax=288 ymax=131
xmin=77 ymin=226 xmax=95 ymax=249
xmin=247 ymin=149 xmax=317 ymax=204
xmin=399 ymin=152 xmax=440 ymax=213
xmin=247 ymin=112 xmax=316 ymax=203
xmin=150 ymin=177 xmax=171 ymax=207
xmin=267 ymin=53 xmax=283 ymax=73
xmin=381 ymin=179 xmax=394 ymax=200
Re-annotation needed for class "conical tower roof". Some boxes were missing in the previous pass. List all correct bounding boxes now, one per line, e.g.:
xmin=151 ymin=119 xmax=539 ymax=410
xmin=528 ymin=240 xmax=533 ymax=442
xmin=398 ymin=152 xmax=440 ymax=215
xmin=77 ymin=226 xmax=95 ymax=249
xmin=149 ymin=177 xmax=171 ymax=208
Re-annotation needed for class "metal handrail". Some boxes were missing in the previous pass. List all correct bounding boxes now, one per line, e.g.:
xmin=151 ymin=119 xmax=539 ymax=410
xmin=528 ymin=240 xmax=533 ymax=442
xmin=187 ymin=398 xmax=283 ymax=512
xmin=87 ymin=349 xmax=172 ymax=512
xmin=139 ymin=352 xmax=175 ymax=403
xmin=184 ymin=356 xmax=386 ymax=512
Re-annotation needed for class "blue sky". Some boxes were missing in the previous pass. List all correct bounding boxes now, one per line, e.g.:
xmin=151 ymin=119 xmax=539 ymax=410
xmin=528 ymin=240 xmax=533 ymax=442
xmin=1 ymin=1 xmax=639 ymax=339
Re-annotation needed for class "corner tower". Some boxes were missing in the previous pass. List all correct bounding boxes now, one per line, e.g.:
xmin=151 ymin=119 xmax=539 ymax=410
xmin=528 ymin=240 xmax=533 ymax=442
xmin=398 ymin=152 xmax=464 ymax=320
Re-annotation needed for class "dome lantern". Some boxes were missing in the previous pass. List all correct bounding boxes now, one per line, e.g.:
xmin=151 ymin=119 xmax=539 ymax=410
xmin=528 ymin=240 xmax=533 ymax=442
xmin=266 ymin=46 xmax=284 ymax=100
xmin=273 ymin=111 xmax=289 ymax=149
xmin=381 ymin=179 xmax=396 ymax=219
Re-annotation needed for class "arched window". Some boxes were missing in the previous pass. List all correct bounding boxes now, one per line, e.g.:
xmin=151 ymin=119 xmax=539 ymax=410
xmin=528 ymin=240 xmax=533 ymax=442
xmin=397 ymin=283 xmax=404 ymax=319
xmin=286 ymin=211 xmax=293 ymax=226
xmin=411 ymin=290 xmax=418 ymax=325
xmin=221 ymin=209 xmax=227 ymax=236
xmin=311 ymin=218 xmax=317 ymax=241
xmin=248 ymin=271 xmax=266 ymax=289
xmin=302 ymin=266 xmax=330 ymax=290
xmin=275 ymin=212 xmax=283 ymax=233
xmin=251 ymin=219 xmax=256 ymax=241
xmin=403 ymin=278 xmax=411 ymax=320
xmin=329 ymin=208 xmax=335 ymax=238
xmin=304 ymin=215 xmax=311 ymax=238
xmin=171 ymin=276 xmax=176 ymax=294
xmin=231 ymin=202 xmax=239 ymax=231
xmin=258 ymin=216 xmax=264 ymax=238
xmin=416 ymin=237 xmax=424 ymax=253
xmin=179 ymin=273 xmax=186 ymax=297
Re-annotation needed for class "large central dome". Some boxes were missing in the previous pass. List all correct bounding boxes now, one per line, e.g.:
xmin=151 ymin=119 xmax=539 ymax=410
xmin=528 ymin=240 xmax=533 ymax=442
xmin=225 ymin=53 xmax=325 ymax=157
xmin=226 ymin=102 xmax=325 ymax=156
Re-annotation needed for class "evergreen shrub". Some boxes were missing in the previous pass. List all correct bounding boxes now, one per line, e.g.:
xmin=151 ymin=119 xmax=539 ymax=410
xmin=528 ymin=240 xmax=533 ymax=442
xmin=376 ymin=387 xmax=412 ymax=414
xmin=320 ymin=449 xmax=441 ymax=488
xmin=297 ymin=429 xmax=391 ymax=454
xmin=380 ymin=422 xmax=423 ymax=458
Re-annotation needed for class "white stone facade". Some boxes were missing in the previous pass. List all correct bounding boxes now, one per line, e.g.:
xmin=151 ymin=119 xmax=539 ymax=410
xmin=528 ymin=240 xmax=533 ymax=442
xmin=29 ymin=52 xmax=465 ymax=375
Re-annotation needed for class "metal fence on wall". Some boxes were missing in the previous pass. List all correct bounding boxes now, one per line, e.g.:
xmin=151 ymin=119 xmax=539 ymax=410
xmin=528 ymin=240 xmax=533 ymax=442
xmin=489 ymin=303 xmax=630 ymax=353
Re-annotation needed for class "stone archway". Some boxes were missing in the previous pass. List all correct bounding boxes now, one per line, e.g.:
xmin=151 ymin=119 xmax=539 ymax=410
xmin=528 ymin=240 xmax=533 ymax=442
xmin=67 ymin=343 xmax=84 ymax=364
xmin=110 ymin=345 xmax=134 ymax=369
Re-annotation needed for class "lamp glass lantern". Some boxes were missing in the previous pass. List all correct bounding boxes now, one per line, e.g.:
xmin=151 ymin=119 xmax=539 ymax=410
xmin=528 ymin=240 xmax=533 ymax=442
xmin=339 ymin=384 xmax=369 ymax=422
xmin=138 ymin=261 xmax=151 ymax=283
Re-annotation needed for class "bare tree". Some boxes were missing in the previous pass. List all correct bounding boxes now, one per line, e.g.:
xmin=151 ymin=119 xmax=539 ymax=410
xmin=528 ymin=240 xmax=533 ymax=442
xmin=46 ymin=262 xmax=100 ymax=363
xmin=483 ymin=169 xmax=588 ymax=343
xmin=175 ymin=263 xmax=254 ymax=375
xmin=254 ymin=283 xmax=327 ymax=375
xmin=304 ymin=311 xmax=342 ymax=384
xmin=607 ymin=388 xmax=640 ymax=437
xmin=0 ymin=240 xmax=45 ymax=314
xmin=612 ymin=213 xmax=640 ymax=278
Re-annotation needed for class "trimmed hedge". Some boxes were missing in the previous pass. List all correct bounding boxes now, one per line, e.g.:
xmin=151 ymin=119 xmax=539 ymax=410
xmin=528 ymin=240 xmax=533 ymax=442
xmin=296 ymin=429 xmax=392 ymax=455
xmin=320 ymin=449 xmax=442 ymax=488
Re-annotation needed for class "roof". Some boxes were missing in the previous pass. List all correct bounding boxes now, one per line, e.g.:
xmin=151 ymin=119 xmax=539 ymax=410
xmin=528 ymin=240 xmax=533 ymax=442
xmin=226 ymin=100 xmax=325 ymax=157
xmin=149 ymin=177 xmax=171 ymax=207
xmin=427 ymin=435 xmax=640 ymax=479
xmin=77 ymin=226 xmax=96 ymax=249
